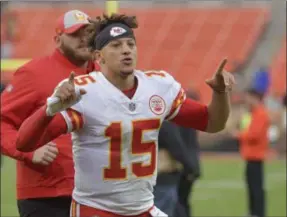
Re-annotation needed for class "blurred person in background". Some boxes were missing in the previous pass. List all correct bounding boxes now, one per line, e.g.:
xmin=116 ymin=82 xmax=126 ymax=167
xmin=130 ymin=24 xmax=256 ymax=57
xmin=154 ymin=122 xmax=190 ymax=216
xmin=173 ymin=88 xmax=201 ymax=217
xmin=154 ymin=88 xmax=201 ymax=217
xmin=229 ymin=70 xmax=270 ymax=217
xmin=1 ymin=1 xmax=18 ymax=59
xmin=277 ymin=94 xmax=286 ymax=158
xmin=0 ymin=10 xmax=98 ymax=217
xmin=0 ymin=83 xmax=5 ymax=166
xmin=265 ymin=91 xmax=286 ymax=156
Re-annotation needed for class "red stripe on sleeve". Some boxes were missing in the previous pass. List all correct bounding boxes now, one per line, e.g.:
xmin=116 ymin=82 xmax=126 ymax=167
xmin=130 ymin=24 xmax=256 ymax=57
xmin=67 ymin=109 xmax=77 ymax=130
xmin=166 ymin=88 xmax=186 ymax=120
xmin=66 ymin=108 xmax=84 ymax=131
xmin=77 ymin=111 xmax=84 ymax=129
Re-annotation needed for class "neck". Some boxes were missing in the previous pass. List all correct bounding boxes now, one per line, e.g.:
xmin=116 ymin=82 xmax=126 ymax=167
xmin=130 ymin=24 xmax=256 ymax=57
xmin=102 ymin=68 xmax=135 ymax=91
xmin=77 ymin=60 xmax=88 ymax=69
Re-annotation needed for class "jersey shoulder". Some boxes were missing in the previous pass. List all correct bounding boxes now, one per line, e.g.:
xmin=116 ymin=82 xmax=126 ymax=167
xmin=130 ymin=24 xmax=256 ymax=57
xmin=71 ymin=71 xmax=103 ymax=93
xmin=72 ymin=72 xmax=101 ymax=103
xmin=56 ymin=72 xmax=98 ymax=94
xmin=136 ymin=69 xmax=176 ymax=88
xmin=73 ymin=71 xmax=98 ymax=88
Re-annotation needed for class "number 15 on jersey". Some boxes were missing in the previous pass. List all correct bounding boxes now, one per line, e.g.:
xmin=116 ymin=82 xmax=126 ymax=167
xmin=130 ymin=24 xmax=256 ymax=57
xmin=103 ymin=119 xmax=161 ymax=180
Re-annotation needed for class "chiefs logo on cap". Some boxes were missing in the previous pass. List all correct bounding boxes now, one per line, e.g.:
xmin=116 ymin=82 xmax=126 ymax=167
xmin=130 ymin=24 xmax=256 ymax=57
xmin=110 ymin=27 xmax=127 ymax=37
xmin=74 ymin=12 xmax=87 ymax=21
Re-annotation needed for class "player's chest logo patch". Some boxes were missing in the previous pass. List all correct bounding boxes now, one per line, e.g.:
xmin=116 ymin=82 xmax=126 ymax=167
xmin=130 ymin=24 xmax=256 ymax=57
xmin=149 ymin=95 xmax=166 ymax=115
xmin=128 ymin=102 xmax=136 ymax=111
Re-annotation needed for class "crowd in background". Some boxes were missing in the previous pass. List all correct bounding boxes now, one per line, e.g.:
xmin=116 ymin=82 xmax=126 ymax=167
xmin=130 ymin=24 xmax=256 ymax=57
xmin=1 ymin=2 xmax=286 ymax=156
xmin=0 ymin=2 xmax=286 ymax=217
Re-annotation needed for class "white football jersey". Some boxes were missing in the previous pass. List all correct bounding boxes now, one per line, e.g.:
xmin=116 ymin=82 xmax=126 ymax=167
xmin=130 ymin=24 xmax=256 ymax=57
xmin=60 ymin=70 xmax=186 ymax=215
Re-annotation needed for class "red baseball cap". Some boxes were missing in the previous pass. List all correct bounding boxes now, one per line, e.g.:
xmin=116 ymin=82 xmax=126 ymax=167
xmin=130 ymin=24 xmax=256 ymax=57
xmin=56 ymin=10 xmax=90 ymax=35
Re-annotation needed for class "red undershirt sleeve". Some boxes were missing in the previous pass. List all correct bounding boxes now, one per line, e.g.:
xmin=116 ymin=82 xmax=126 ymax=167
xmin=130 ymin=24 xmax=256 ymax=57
xmin=16 ymin=106 xmax=68 ymax=152
xmin=169 ymin=97 xmax=209 ymax=132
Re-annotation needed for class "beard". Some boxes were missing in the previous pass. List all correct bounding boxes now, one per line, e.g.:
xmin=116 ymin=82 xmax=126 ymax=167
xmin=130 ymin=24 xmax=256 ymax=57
xmin=60 ymin=41 xmax=92 ymax=64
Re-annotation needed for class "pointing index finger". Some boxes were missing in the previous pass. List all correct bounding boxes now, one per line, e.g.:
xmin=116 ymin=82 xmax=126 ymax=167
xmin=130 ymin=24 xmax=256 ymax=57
xmin=68 ymin=71 xmax=75 ymax=85
xmin=216 ymin=58 xmax=227 ymax=76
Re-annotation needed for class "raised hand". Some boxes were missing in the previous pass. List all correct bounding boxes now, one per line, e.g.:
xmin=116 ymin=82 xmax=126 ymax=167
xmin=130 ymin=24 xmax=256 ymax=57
xmin=55 ymin=72 xmax=86 ymax=103
xmin=46 ymin=72 xmax=86 ymax=116
xmin=205 ymin=59 xmax=236 ymax=93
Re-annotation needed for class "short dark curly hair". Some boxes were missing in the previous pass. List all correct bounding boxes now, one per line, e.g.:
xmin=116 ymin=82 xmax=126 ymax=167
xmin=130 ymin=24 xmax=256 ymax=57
xmin=89 ymin=13 xmax=138 ymax=49
xmin=95 ymin=13 xmax=138 ymax=33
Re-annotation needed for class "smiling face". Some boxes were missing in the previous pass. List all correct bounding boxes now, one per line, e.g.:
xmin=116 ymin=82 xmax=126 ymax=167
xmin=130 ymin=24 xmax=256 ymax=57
xmin=95 ymin=37 xmax=137 ymax=78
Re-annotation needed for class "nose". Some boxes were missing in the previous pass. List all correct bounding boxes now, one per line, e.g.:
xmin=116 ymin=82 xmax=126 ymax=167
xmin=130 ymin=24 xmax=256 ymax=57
xmin=122 ymin=43 xmax=131 ymax=55
xmin=80 ymin=35 xmax=87 ymax=44
xmin=79 ymin=31 xmax=91 ymax=44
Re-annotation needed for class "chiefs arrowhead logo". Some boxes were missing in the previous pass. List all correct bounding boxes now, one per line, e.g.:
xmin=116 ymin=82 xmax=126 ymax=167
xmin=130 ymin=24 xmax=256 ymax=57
xmin=74 ymin=12 xmax=87 ymax=22
xmin=110 ymin=27 xmax=127 ymax=37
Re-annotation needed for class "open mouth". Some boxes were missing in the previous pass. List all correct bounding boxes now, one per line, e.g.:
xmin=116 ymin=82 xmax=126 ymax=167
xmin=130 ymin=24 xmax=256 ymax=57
xmin=79 ymin=45 xmax=88 ymax=49
xmin=121 ymin=57 xmax=133 ymax=65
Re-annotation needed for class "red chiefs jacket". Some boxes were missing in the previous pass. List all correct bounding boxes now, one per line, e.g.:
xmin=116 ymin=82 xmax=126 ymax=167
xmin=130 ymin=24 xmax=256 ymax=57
xmin=1 ymin=49 xmax=99 ymax=199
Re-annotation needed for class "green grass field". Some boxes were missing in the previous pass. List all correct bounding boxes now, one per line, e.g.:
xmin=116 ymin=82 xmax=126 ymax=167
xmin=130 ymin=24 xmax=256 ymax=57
xmin=1 ymin=155 xmax=286 ymax=217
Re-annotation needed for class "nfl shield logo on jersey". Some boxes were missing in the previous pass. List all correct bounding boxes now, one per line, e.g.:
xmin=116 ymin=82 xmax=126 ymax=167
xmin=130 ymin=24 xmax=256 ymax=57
xmin=128 ymin=102 xmax=136 ymax=111
xmin=149 ymin=95 xmax=166 ymax=115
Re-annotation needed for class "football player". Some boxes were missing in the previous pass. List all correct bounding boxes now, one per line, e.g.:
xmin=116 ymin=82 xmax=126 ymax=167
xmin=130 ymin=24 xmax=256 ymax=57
xmin=16 ymin=14 xmax=235 ymax=217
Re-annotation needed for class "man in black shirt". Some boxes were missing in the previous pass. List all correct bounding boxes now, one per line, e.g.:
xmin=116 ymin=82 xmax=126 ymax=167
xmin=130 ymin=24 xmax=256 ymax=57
xmin=174 ymin=89 xmax=201 ymax=217
xmin=154 ymin=89 xmax=201 ymax=216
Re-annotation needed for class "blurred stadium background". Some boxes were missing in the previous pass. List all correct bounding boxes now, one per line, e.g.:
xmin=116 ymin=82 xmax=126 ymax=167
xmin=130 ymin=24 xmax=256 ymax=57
xmin=1 ymin=1 xmax=286 ymax=216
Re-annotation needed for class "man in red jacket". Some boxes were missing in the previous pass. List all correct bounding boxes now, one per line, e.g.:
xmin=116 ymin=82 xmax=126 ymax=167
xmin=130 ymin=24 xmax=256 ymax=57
xmin=1 ymin=9 xmax=98 ymax=217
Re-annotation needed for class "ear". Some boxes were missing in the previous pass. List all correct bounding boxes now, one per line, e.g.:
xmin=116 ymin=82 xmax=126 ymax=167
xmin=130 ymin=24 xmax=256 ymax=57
xmin=94 ymin=50 xmax=101 ymax=60
xmin=94 ymin=50 xmax=105 ymax=64
xmin=54 ymin=35 xmax=61 ymax=48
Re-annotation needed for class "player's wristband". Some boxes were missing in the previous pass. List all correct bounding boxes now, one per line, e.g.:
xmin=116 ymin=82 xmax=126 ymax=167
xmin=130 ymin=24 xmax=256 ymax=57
xmin=46 ymin=97 xmax=61 ymax=116
xmin=46 ymin=87 xmax=82 ymax=116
